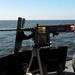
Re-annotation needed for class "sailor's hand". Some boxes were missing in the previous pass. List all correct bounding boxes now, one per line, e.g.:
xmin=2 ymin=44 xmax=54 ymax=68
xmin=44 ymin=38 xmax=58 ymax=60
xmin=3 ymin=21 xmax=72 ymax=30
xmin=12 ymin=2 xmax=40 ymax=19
xmin=70 ymin=25 xmax=75 ymax=32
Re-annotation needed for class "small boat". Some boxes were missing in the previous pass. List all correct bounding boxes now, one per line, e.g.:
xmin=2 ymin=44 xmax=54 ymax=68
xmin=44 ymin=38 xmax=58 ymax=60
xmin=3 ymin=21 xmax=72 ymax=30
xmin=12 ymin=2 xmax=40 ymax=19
xmin=0 ymin=17 xmax=75 ymax=75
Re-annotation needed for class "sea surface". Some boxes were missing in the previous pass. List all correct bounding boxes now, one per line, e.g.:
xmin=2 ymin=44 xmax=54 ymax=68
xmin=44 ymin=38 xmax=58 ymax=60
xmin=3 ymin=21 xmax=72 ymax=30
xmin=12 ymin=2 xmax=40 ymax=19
xmin=0 ymin=20 xmax=75 ymax=57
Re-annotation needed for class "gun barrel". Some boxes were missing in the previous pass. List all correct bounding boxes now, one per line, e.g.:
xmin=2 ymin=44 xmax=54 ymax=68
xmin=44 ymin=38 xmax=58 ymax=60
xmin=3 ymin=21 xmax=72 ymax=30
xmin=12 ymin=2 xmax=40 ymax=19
xmin=0 ymin=28 xmax=35 ymax=31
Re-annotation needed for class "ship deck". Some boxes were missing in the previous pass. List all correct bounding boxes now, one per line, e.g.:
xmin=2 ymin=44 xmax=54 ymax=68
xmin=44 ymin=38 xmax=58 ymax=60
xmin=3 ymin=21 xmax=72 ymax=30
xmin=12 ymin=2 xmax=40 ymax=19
xmin=47 ymin=60 xmax=74 ymax=75
xmin=64 ymin=60 xmax=74 ymax=75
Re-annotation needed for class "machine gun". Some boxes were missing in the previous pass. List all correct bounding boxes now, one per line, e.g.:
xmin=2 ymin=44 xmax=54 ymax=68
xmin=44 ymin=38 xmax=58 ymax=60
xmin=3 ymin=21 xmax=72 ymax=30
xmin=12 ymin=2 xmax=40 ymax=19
xmin=0 ymin=17 xmax=73 ymax=49
xmin=0 ymin=17 xmax=74 ymax=75
xmin=0 ymin=17 xmax=74 ymax=52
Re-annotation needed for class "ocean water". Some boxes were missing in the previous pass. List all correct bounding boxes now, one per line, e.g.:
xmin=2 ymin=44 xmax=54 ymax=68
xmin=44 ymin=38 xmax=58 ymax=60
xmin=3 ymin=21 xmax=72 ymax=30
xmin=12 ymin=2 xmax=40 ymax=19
xmin=0 ymin=20 xmax=75 ymax=57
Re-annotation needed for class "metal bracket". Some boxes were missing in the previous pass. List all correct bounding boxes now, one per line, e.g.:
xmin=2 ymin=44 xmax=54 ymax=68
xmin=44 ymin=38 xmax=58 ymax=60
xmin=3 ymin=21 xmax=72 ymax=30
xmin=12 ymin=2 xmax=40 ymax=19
xmin=14 ymin=17 xmax=25 ymax=54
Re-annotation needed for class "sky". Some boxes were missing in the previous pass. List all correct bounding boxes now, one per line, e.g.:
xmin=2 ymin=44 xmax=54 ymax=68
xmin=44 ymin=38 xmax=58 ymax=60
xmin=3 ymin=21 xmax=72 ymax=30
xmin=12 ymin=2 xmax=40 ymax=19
xmin=0 ymin=0 xmax=75 ymax=20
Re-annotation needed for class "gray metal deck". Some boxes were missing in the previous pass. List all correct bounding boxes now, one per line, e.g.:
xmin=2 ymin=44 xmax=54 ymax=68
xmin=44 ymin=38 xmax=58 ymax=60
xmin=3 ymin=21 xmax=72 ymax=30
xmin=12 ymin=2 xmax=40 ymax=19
xmin=47 ymin=60 xmax=74 ymax=75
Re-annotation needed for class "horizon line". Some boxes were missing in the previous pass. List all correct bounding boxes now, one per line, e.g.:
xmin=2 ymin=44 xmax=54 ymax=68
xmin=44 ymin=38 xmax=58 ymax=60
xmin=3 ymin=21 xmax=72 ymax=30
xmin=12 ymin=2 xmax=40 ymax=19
xmin=0 ymin=19 xmax=75 ymax=20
